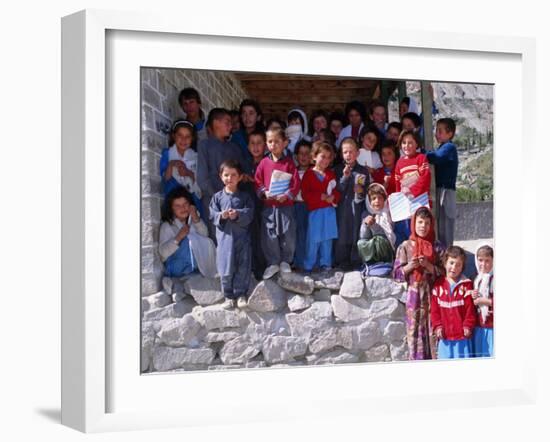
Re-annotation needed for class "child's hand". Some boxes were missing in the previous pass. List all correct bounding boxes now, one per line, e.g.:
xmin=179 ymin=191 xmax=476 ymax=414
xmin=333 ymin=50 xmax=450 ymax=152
xmin=189 ymin=205 xmax=200 ymax=223
xmin=383 ymin=175 xmax=391 ymax=185
xmin=418 ymin=256 xmax=433 ymax=272
xmin=165 ymin=160 xmax=183 ymax=179
xmin=221 ymin=210 xmax=231 ymax=220
xmin=463 ymin=327 xmax=472 ymax=338
xmin=474 ymin=297 xmax=492 ymax=307
xmin=276 ymin=194 xmax=288 ymax=203
xmin=468 ymin=289 xmax=479 ymax=299
xmin=401 ymin=186 xmax=411 ymax=196
xmin=364 ymin=215 xmax=375 ymax=226
xmin=325 ymin=195 xmax=335 ymax=204
xmin=175 ymin=224 xmax=190 ymax=242
xmin=408 ymin=257 xmax=421 ymax=270
xmin=228 ymin=209 xmax=238 ymax=220
xmin=321 ymin=193 xmax=328 ymax=201
xmin=170 ymin=160 xmax=184 ymax=170
xmin=176 ymin=162 xmax=189 ymax=177
xmin=435 ymin=327 xmax=444 ymax=339
xmin=403 ymin=257 xmax=420 ymax=274
xmin=343 ymin=164 xmax=352 ymax=177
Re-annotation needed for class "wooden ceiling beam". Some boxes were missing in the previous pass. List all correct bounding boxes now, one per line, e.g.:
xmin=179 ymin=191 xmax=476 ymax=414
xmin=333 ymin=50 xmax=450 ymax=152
xmin=244 ymin=95 xmax=369 ymax=104
xmin=239 ymin=80 xmax=378 ymax=90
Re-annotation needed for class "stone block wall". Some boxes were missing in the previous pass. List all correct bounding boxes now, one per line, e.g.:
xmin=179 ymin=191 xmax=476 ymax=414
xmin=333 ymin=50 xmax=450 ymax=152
xmin=141 ymin=270 xmax=409 ymax=373
xmin=141 ymin=68 xmax=248 ymax=295
xmin=454 ymin=201 xmax=493 ymax=241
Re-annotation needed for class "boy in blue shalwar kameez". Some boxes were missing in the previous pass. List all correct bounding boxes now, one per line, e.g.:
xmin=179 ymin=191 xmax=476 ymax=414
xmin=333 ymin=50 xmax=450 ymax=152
xmin=209 ymin=160 xmax=254 ymax=309
xmin=197 ymin=108 xmax=250 ymax=243
xmin=426 ymin=118 xmax=458 ymax=248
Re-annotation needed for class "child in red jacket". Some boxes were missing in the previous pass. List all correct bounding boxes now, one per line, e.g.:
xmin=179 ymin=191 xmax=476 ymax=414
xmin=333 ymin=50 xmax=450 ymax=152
xmin=301 ymin=141 xmax=341 ymax=272
xmin=431 ymin=246 xmax=477 ymax=359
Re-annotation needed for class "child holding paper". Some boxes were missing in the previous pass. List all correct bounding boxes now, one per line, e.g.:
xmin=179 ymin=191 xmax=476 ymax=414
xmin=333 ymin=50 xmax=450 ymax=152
xmin=255 ymin=127 xmax=301 ymax=279
xmin=393 ymin=207 xmax=444 ymax=360
xmin=395 ymin=130 xmax=431 ymax=198
xmin=357 ymin=124 xmax=383 ymax=174
xmin=393 ymin=130 xmax=432 ymax=246
xmin=426 ymin=118 xmax=458 ymax=248
xmin=334 ymin=137 xmax=370 ymax=269
xmin=301 ymin=142 xmax=341 ymax=273
xmin=431 ymin=246 xmax=477 ymax=359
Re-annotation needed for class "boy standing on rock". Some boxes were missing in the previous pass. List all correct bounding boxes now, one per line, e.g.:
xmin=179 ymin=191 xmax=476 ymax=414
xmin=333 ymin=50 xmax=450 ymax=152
xmin=210 ymin=160 xmax=254 ymax=310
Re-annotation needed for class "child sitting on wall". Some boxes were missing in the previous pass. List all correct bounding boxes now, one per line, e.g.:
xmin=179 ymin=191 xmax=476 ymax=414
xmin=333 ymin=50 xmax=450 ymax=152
xmin=357 ymin=183 xmax=396 ymax=276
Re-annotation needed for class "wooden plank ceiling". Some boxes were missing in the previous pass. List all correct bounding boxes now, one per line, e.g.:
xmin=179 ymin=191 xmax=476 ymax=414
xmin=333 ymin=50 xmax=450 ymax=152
xmin=234 ymin=73 xmax=384 ymax=122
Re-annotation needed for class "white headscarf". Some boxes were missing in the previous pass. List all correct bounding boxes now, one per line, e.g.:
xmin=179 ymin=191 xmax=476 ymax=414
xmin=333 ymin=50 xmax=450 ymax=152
xmin=365 ymin=183 xmax=396 ymax=248
xmin=286 ymin=107 xmax=311 ymax=154
xmin=474 ymin=241 xmax=494 ymax=323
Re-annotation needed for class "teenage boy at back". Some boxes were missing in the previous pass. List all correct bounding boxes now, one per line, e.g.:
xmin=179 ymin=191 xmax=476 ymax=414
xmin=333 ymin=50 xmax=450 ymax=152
xmin=197 ymin=108 xmax=248 ymax=241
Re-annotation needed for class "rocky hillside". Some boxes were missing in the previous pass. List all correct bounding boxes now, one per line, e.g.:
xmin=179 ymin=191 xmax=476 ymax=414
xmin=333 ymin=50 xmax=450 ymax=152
xmin=389 ymin=82 xmax=494 ymax=202
xmin=397 ymin=82 xmax=494 ymax=136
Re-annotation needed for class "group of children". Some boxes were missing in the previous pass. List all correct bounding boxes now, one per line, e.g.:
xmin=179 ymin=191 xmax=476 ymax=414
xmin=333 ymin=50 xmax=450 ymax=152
xmin=156 ymin=88 xmax=494 ymax=360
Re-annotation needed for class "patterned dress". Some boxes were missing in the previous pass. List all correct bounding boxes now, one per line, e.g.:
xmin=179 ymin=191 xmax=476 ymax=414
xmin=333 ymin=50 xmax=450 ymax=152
xmin=393 ymin=239 xmax=444 ymax=360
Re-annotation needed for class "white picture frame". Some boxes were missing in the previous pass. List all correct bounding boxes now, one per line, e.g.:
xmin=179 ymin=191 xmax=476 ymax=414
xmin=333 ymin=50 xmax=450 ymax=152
xmin=61 ymin=9 xmax=537 ymax=433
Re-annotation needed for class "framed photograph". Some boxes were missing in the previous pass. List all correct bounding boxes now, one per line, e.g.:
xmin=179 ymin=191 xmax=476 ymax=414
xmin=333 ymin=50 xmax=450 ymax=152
xmin=62 ymin=9 xmax=537 ymax=433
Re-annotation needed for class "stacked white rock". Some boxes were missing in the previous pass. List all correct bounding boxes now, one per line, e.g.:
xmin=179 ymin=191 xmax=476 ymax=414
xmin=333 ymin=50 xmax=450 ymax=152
xmin=141 ymin=270 xmax=409 ymax=373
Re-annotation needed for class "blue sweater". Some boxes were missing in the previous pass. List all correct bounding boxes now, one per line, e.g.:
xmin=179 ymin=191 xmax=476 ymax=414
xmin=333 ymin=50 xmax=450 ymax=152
xmin=426 ymin=142 xmax=458 ymax=190
xmin=197 ymin=136 xmax=250 ymax=198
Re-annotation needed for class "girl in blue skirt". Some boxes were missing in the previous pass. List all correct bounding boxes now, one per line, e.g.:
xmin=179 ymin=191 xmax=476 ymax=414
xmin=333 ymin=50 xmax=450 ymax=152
xmin=300 ymin=142 xmax=341 ymax=272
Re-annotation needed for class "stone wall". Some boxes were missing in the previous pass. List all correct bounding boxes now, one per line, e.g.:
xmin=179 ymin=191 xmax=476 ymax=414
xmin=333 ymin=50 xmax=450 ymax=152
xmin=141 ymin=68 xmax=248 ymax=295
xmin=141 ymin=270 xmax=409 ymax=373
xmin=454 ymin=201 xmax=493 ymax=241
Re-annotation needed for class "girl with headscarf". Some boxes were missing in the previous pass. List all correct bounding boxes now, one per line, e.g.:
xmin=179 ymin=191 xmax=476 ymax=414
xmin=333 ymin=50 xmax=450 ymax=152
xmin=357 ymin=183 xmax=395 ymax=276
xmin=392 ymin=206 xmax=445 ymax=360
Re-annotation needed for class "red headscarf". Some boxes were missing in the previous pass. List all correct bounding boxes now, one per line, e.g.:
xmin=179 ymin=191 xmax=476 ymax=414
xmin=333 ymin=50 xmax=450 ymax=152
xmin=409 ymin=207 xmax=436 ymax=282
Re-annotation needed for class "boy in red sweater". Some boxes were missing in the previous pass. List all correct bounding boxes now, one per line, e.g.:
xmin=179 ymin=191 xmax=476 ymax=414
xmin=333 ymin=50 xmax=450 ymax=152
xmin=254 ymin=127 xmax=301 ymax=279
xmin=430 ymin=246 xmax=477 ymax=359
